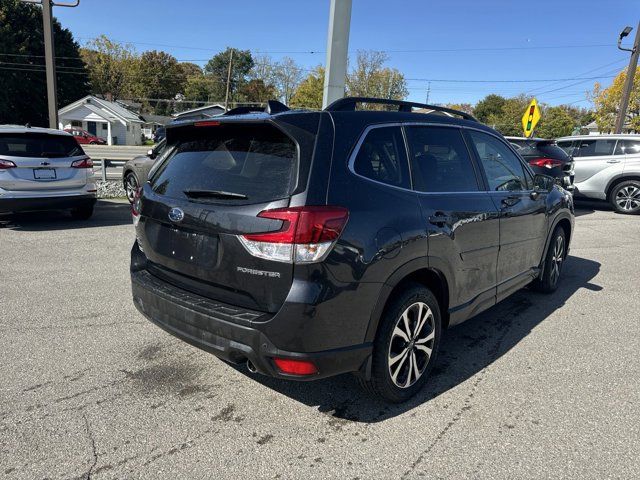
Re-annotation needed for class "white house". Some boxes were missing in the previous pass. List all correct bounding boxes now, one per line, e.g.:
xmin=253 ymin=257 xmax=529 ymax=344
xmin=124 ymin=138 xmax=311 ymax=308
xmin=173 ymin=104 xmax=226 ymax=121
xmin=58 ymin=95 xmax=144 ymax=145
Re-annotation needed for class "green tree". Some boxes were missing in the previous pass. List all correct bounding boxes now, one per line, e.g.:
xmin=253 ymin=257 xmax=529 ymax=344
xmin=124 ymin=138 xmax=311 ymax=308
xmin=485 ymin=95 xmax=529 ymax=136
xmin=592 ymin=69 xmax=640 ymax=132
xmin=0 ymin=0 xmax=90 ymax=126
xmin=289 ymin=66 xmax=325 ymax=109
xmin=346 ymin=51 xmax=408 ymax=102
xmin=131 ymin=50 xmax=186 ymax=114
xmin=536 ymin=106 xmax=577 ymax=138
xmin=473 ymin=94 xmax=507 ymax=123
xmin=205 ymin=47 xmax=254 ymax=103
xmin=444 ymin=103 xmax=474 ymax=115
xmin=80 ymin=35 xmax=137 ymax=100
xmin=182 ymin=74 xmax=224 ymax=104
xmin=238 ymin=79 xmax=277 ymax=103
xmin=179 ymin=62 xmax=202 ymax=78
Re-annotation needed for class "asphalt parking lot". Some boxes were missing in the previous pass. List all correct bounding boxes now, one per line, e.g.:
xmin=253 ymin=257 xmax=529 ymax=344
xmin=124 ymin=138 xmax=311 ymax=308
xmin=1 ymin=199 xmax=638 ymax=479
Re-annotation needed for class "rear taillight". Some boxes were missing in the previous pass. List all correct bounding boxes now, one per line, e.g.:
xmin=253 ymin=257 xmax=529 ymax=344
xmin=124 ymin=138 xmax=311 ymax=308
xmin=528 ymin=157 xmax=562 ymax=169
xmin=238 ymin=206 xmax=349 ymax=264
xmin=273 ymin=357 xmax=318 ymax=376
xmin=71 ymin=157 xmax=93 ymax=168
xmin=0 ymin=159 xmax=16 ymax=169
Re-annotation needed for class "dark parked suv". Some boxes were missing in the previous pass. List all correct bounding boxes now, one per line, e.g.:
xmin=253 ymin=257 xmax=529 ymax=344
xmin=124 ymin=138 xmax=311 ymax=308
xmin=130 ymin=98 xmax=574 ymax=402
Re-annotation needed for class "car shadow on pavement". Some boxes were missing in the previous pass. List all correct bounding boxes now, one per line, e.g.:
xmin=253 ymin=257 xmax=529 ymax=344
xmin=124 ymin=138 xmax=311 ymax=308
xmin=233 ymin=255 xmax=602 ymax=423
xmin=574 ymin=199 xmax=613 ymax=217
xmin=0 ymin=200 xmax=132 ymax=231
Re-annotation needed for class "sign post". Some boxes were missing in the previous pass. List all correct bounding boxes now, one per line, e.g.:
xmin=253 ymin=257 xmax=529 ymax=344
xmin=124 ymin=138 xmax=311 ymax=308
xmin=521 ymin=99 xmax=541 ymax=138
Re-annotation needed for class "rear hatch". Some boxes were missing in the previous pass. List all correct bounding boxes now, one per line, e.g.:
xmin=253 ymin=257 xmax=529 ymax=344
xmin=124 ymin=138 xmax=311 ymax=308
xmin=136 ymin=117 xmax=319 ymax=313
xmin=518 ymin=140 xmax=574 ymax=176
xmin=0 ymin=132 xmax=89 ymax=191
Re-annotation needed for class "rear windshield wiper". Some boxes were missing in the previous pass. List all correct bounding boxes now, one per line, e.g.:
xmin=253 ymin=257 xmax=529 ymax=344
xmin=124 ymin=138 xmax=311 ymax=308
xmin=183 ymin=189 xmax=248 ymax=200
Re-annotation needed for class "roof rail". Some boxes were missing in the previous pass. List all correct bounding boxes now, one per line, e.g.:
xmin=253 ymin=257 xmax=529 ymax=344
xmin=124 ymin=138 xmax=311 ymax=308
xmin=324 ymin=97 xmax=478 ymax=122
xmin=223 ymin=100 xmax=290 ymax=117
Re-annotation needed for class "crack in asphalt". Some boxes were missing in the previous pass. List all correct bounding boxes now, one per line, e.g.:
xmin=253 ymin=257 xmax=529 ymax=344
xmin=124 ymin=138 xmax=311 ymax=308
xmin=402 ymin=298 xmax=532 ymax=478
xmin=82 ymin=413 xmax=98 ymax=480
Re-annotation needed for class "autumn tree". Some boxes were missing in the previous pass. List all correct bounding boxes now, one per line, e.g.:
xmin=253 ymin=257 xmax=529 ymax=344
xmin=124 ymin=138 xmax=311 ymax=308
xmin=0 ymin=0 xmax=90 ymax=126
xmin=131 ymin=50 xmax=187 ymax=114
xmin=238 ymin=79 xmax=277 ymax=103
xmin=346 ymin=51 xmax=408 ymax=102
xmin=592 ymin=68 xmax=640 ymax=132
xmin=290 ymin=66 xmax=325 ymax=109
xmin=81 ymin=35 xmax=137 ymax=100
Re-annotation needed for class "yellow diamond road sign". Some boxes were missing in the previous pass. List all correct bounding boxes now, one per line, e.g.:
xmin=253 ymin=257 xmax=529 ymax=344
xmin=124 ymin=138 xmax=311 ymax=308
xmin=522 ymin=99 xmax=541 ymax=138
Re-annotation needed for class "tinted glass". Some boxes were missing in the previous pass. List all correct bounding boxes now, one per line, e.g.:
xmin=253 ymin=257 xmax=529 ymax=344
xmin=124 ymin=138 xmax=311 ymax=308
xmin=614 ymin=139 xmax=640 ymax=155
xmin=468 ymin=131 xmax=529 ymax=191
xmin=557 ymin=140 xmax=577 ymax=155
xmin=406 ymin=126 xmax=479 ymax=192
xmin=150 ymin=124 xmax=297 ymax=204
xmin=516 ymin=140 xmax=569 ymax=161
xmin=576 ymin=139 xmax=616 ymax=157
xmin=353 ymin=127 xmax=410 ymax=189
xmin=0 ymin=133 xmax=84 ymax=158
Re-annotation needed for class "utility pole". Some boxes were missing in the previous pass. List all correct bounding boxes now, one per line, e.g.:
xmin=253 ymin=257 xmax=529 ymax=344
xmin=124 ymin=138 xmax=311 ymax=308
xmin=426 ymin=82 xmax=431 ymax=104
xmin=224 ymin=49 xmax=234 ymax=112
xmin=615 ymin=21 xmax=640 ymax=134
xmin=322 ymin=0 xmax=352 ymax=109
xmin=21 ymin=0 xmax=80 ymax=129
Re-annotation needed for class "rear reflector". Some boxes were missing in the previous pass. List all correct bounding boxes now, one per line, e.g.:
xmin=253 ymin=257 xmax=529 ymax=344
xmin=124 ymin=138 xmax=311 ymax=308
xmin=71 ymin=157 xmax=93 ymax=168
xmin=273 ymin=358 xmax=318 ymax=376
xmin=0 ymin=159 xmax=16 ymax=169
xmin=528 ymin=157 xmax=562 ymax=169
xmin=238 ymin=206 xmax=349 ymax=263
xmin=194 ymin=120 xmax=221 ymax=127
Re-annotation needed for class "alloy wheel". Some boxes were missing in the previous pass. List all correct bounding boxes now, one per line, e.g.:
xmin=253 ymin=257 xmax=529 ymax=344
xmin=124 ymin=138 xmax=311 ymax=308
xmin=388 ymin=302 xmax=435 ymax=389
xmin=550 ymin=235 xmax=564 ymax=286
xmin=125 ymin=174 xmax=138 ymax=203
xmin=615 ymin=185 xmax=640 ymax=212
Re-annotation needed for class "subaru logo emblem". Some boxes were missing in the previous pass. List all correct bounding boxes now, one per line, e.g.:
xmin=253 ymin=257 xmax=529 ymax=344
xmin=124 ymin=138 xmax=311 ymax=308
xmin=168 ymin=207 xmax=184 ymax=223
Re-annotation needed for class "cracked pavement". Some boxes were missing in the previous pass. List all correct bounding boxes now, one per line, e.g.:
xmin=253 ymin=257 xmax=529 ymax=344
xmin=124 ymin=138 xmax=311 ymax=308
xmin=1 ymin=199 xmax=639 ymax=479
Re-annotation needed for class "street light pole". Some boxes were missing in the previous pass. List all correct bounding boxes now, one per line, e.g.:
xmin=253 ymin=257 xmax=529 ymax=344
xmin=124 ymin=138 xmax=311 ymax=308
xmin=615 ymin=21 xmax=640 ymax=134
xmin=322 ymin=0 xmax=352 ymax=109
xmin=20 ymin=0 xmax=80 ymax=129
xmin=224 ymin=49 xmax=234 ymax=112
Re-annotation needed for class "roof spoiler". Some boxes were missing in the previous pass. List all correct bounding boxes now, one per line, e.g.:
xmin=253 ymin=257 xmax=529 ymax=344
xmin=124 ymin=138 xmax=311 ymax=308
xmin=324 ymin=96 xmax=478 ymax=122
xmin=223 ymin=100 xmax=290 ymax=116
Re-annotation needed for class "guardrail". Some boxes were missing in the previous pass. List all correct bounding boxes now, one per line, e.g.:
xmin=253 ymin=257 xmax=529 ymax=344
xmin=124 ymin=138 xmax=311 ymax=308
xmin=84 ymin=145 xmax=151 ymax=182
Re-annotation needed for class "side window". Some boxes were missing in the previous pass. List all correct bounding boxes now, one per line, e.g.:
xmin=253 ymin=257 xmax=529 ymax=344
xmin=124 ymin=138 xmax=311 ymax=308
xmin=576 ymin=139 xmax=616 ymax=157
xmin=352 ymin=126 xmax=410 ymax=189
xmin=405 ymin=126 xmax=479 ymax=192
xmin=557 ymin=140 xmax=576 ymax=156
xmin=468 ymin=131 xmax=530 ymax=192
xmin=614 ymin=140 xmax=640 ymax=155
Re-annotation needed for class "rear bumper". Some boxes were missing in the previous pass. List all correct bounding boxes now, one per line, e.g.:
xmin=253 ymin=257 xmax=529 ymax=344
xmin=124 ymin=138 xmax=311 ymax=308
xmin=131 ymin=267 xmax=373 ymax=381
xmin=0 ymin=194 xmax=96 ymax=213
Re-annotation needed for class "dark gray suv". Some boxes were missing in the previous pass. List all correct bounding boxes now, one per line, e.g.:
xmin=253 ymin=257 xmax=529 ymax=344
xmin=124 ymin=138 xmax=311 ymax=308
xmin=130 ymin=98 xmax=574 ymax=402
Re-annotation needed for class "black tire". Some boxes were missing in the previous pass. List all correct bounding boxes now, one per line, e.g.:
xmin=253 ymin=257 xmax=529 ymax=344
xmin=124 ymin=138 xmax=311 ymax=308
xmin=70 ymin=204 xmax=94 ymax=220
xmin=609 ymin=180 xmax=640 ymax=215
xmin=532 ymin=226 xmax=566 ymax=293
xmin=359 ymin=283 xmax=442 ymax=403
xmin=124 ymin=172 xmax=139 ymax=204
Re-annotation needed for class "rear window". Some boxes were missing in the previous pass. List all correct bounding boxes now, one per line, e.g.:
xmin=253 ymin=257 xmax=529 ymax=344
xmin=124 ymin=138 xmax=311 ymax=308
xmin=0 ymin=133 xmax=84 ymax=158
xmin=150 ymin=124 xmax=298 ymax=204
xmin=517 ymin=141 xmax=569 ymax=160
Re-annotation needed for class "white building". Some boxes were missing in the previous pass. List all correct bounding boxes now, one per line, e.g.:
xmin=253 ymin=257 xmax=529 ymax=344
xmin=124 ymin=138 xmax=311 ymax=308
xmin=58 ymin=95 xmax=144 ymax=145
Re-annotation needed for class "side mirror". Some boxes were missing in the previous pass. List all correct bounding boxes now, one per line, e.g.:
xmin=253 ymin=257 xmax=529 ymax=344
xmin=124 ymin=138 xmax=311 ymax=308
xmin=533 ymin=173 xmax=554 ymax=192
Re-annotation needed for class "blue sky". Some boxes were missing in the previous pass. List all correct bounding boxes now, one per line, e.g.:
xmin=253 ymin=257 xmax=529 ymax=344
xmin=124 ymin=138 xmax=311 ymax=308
xmin=55 ymin=0 xmax=639 ymax=107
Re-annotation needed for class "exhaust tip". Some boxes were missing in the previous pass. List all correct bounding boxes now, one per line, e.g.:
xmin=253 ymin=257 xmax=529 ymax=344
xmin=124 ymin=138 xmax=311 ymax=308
xmin=246 ymin=360 xmax=257 ymax=373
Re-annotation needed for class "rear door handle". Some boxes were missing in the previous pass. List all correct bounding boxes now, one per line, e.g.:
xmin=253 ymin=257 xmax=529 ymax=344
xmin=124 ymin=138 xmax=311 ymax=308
xmin=428 ymin=214 xmax=454 ymax=226
xmin=606 ymin=159 xmax=621 ymax=164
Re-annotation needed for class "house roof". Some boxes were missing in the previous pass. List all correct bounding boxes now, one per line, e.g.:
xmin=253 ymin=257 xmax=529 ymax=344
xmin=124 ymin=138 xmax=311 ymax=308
xmin=141 ymin=114 xmax=172 ymax=125
xmin=172 ymin=103 xmax=226 ymax=118
xmin=59 ymin=95 xmax=144 ymax=124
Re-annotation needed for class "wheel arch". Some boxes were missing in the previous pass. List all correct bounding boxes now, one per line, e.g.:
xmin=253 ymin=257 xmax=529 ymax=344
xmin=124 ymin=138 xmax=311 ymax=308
xmin=605 ymin=175 xmax=640 ymax=200
xmin=364 ymin=260 xmax=451 ymax=344
xmin=539 ymin=214 xmax=573 ymax=278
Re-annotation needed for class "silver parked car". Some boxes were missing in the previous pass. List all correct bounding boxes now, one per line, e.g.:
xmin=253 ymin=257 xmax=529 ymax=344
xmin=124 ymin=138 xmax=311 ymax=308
xmin=0 ymin=125 xmax=97 ymax=219
xmin=556 ymin=135 xmax=640 ymax=214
